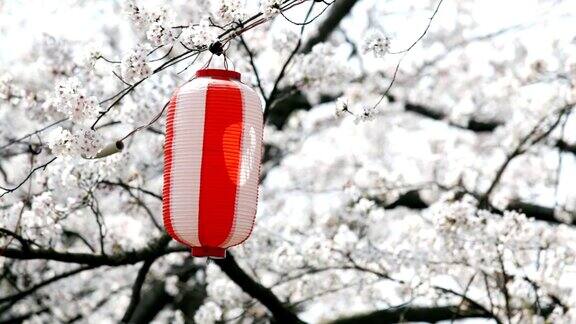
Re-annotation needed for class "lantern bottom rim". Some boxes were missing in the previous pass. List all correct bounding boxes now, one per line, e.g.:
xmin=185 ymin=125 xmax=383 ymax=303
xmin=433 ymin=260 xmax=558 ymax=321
xmin=191 ymin=246 xmax=227 ymax=259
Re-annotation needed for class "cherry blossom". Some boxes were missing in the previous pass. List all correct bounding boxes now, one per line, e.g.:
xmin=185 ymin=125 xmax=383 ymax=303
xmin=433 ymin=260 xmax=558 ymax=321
xmin=362 ymin=30 xmax=390 ymax=58
xmin=44 ymin=78 xmax=99 ymax=124
xmin=121 ymin=45 xmax=152 ymax=83
xmin=260 ymin=0 xmax=283 ymax=18
xmin=180 ymin=18 xmax=218 ymax=49
xmin=216 ymin=0 xmax=246 ymax=23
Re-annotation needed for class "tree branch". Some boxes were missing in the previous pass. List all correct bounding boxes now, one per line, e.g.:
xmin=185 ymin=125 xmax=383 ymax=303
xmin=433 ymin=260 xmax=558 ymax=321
xmin=479 ymin=104 xmax=573 ymax=208
xmin=301 ymin=0 xmax=360 ymax=53
xmin=0 ymin=157 xmax=57 ymax=198
xmin=331 ymin=304 xmax=493 ymax=324
xmin=128 ymin=261 xmax=203 ymax=324
xmin=1 ymin=234 xmax=186 ymax=266
xmin=266 ymin=0 xmax=360 ymax=128
xmin=121 ymin=258 xmax=156 ymax=323
xmin=213 ymin=253 xmax=304 ymax=324
xmin=0 ymin=265 xmax=95 ymax=308
xmin=369 ymin=188 xmax=572 ymax=226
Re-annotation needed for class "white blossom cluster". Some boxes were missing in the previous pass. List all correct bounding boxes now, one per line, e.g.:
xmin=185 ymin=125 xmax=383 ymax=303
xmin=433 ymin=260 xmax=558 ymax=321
xmin=36 ymin=35 xmax=77 ymax=76
xmin=426 ymin=195 xmax=576 ymax=321
xmin=215 ymin=0 xmax=246 ymax=23
xmin=334 ymin=97 xmax=349 ymax=117
xmin=271 ymin=29 xmax=299 ymax=54
xmin=146 ymin=7 xmax=176 ymax=46
xmin=125 ymin=1 xmax=175 ymax=46
xmin=146 ymin=21 xmax=175 ymax=47
xmin=164 ymin=275 xmax=180 ymax=296
xmin=125 ymin=0 xmax=148 ymax=28
xmin=290 ymin=44 xmax=352 ymax=94
xmin=72 ymin=127 xmax=105 ymax=158
xmin=0 ymin=73 xmax=15 ymax=100
xmin=43 ymin=77 xmax=99 ymax=123
xmin=47 ymin=126 xmax=103 ymax=158
xmin=362 ymin=30 xmax=390 ymax=58
xmin=180 ymin=18 xmax=218 ymax=49
xmin=46 ymin=126 xmax=73 ymax=156
xmin=260 ymin=0 xmax=283 ymax=18
xmin=81 ymin=45 xmax=102 ymax=71
xmin=194 ymin=301 xmax=223 ymax=324
xmin=121 ymin=45 xmax=152 ymax=83
xmin=20 ymin=192 xmax=63 ymax=245
xmin=355 ymin=105 xmax=377 ymax=123
xmin=334 ymin=96 xmax=380 ymax=122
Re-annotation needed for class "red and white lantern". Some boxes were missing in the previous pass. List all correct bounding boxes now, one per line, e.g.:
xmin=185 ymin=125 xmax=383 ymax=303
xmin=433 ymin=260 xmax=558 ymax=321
xmin=163 ymin=69 xmax=263 ymax=258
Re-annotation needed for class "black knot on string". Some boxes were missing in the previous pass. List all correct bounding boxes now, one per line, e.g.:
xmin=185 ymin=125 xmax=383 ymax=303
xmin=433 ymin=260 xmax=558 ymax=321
xmin=209 ymin=41 xmax=224 ymax=56
xmin=28 ymin=143 xmax=42 ymax=155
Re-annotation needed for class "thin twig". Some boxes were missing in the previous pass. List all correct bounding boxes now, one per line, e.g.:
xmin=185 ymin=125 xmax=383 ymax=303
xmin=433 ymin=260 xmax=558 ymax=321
xmin=0 ymin=119 xmax=67 ymax=152
xmin=238 ymin=36 xmax=267 ymax=100
xmin=370 ymin=0 xmax=445 ymax=110
xmin=479 ymin=104 xmax=573 ymax=207
xmin=390 ymin=0 xmax=445 ymax=54
xmin=0 ymin=157 xmax=58 ymax=198
xmin=265 ymin=1 xmax=316 ymax=119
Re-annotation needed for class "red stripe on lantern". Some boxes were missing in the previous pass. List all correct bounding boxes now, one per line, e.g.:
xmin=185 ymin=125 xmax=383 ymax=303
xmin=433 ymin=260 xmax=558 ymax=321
xmin=220 ymin=85 xmax=263 ymax=248
xmin=198 ymin=83 xmax=244 ymax=247
xmin=162 ymin=89 xmax=189 ymax=246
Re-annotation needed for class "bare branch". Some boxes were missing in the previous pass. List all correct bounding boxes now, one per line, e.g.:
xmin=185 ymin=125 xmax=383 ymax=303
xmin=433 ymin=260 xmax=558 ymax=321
xmin=0 ymin=157 xmax=57 ymax=198
xmin=121 ymin=258 xmax=155 ymax=323
xmin=331 ymin=304 xmax=493 ymax=324
xmin=1 ymin=234 xmax=185 ymax=266
xmin=479 ymin=104 xmax=574 ymax=208
xmin=301 ymin=0 xmax=360 ymax=53
xmin=0 ymin=265 xmax=95 ymax=308
xmin=213 ymin=253 xmax=304 ymax=324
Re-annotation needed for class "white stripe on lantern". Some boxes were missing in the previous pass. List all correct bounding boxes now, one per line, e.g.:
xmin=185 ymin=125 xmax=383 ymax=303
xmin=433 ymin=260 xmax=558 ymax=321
xmin=168 ymin=78 xmax=211 ymax=247
xmin=221 ymin=81 xmax=263 ymax=247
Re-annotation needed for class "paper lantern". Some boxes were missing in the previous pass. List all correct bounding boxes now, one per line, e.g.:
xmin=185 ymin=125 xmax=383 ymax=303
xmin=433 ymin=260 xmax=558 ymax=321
xmin=163 ymin=69 xmax=263 ymax=258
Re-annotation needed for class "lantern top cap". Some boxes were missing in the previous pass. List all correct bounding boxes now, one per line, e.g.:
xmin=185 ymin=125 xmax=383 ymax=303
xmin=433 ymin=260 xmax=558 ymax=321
xmin=196 ymin=69 xmax=241 ymax=81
